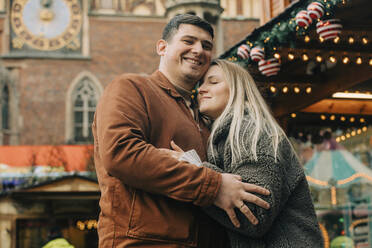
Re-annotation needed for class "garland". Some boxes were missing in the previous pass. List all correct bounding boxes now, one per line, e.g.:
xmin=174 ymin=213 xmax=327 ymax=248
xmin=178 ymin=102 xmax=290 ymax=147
xmin=222 ymin=0 xmax=350 ymax=73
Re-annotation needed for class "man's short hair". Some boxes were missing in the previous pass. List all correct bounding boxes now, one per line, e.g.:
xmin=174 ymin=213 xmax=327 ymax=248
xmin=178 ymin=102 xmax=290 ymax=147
xmin=162 ymin=14 xmax=214 ymax=41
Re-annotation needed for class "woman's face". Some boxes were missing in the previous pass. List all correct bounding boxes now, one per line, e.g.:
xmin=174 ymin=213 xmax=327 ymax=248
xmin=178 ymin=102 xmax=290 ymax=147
xmin=198 ymin=65 xmax=230 ymax=119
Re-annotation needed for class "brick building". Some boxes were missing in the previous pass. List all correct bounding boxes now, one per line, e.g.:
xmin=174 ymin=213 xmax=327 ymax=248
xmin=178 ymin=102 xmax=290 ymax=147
xmin=0 ymin=0 xmax=261 ymax=146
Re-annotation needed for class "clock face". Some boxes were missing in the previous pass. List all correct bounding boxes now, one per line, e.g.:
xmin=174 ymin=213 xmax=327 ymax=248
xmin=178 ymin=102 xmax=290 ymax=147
xmin=10 ymin=0 xmax=82 ymax=51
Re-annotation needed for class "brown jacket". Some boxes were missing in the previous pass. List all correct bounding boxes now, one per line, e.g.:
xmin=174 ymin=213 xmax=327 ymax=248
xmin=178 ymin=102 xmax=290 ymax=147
xmin=92 ymin=71 xmax=229 ymax=247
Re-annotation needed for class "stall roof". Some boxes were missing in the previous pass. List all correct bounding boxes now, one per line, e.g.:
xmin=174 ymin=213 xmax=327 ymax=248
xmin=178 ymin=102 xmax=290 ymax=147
xmin=0 ymin=145 xmax=93 ymax=172
xmin=0 ymin=171 xmax=98 ymax=197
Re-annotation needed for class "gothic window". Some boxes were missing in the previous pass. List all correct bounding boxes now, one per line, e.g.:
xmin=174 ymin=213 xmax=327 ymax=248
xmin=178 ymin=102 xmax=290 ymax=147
xmin=1 ymin=85 xmax=9 ymax=130
xmin=71 ymin=77 xmax=99 ymax=143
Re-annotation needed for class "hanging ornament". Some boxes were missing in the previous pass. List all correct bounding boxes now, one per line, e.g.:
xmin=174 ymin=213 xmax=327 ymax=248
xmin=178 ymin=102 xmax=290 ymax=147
xmin=237 ymin=44 xmax=250 ymax=60
xmin=295 ymin=10 xmax=312 ymax=28
xmin=316 ymin=19 xmax=342 ymax=41
xmin=250 ymin=47 xmax=264 ymax=62
xmin=307 ymin=2 xmax=325 ymax=20
xmin=258 ymin=58 xmax=281 ymax=76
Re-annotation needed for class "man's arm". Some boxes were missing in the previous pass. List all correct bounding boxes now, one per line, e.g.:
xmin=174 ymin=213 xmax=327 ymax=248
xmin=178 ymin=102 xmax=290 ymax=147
xmin=203 ymin=156 xmax=286 ymax=238
xmin=168 ymin=142 xmax=271 ymax=226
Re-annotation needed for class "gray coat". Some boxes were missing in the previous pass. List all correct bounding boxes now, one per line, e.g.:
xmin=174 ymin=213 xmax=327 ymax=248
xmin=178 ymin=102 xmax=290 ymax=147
xmin=202 ymin=114 xmax=324 ymax=248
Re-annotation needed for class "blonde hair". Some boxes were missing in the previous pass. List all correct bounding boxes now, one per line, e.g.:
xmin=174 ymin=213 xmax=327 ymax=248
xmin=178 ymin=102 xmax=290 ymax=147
xmin=208 ymin=59 xmax=285 ymax=165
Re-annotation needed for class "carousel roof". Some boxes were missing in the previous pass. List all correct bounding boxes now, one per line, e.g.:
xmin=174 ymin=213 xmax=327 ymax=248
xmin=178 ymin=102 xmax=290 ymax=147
xmin=304 ymin=139 xmax=372 ymax=188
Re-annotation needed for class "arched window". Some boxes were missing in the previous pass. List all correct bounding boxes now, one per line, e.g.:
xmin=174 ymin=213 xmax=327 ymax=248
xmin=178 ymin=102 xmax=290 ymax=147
xmin=1 ymin=85 xmax=9 ymax=130
xmin=72 ymin=77 xmax=99 ymax=143
xmin=66 ymin=72 xmax=103 ymax=144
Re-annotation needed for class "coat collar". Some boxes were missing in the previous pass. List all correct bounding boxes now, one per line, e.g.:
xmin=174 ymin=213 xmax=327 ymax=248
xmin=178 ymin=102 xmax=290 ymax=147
xmin=212 ymin=110 xmax=251 ymax=144
xmin=150 ymin=70 xmax=184 ymax=99
xmin=212 ymin=112 xmax=233 ymax=145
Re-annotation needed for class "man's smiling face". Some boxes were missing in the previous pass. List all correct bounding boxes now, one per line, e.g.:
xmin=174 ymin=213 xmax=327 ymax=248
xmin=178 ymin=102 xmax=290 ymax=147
xmin=158 ymin=24 xmax=213 ymax=89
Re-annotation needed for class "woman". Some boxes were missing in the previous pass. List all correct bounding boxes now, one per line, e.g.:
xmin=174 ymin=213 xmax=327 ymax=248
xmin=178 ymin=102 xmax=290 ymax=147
xmin=174 ymin=59 xmax=323 ymax=247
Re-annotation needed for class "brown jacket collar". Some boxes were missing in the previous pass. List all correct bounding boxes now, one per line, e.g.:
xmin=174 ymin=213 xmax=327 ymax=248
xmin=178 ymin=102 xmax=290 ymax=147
xmin=151 ymin=70 xmax=190 ymax=99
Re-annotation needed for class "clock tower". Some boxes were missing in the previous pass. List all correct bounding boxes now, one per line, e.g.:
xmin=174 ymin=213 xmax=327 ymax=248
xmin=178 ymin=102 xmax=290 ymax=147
xmin=8 ymin=0 xmax=87 ymax=58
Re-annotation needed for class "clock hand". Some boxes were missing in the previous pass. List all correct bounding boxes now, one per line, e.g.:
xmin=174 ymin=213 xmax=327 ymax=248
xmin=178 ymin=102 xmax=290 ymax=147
xmin=40 ymin=0 xmax=52 ymax=8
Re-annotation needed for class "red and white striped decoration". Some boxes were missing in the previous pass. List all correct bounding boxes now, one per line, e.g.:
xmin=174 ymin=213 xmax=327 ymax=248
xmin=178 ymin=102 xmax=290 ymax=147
xmin=295 ymin=10 xmax=312 ymax=28
xmin=316 ymin=19 xmax=342 ymax=41
xmin=307 ymin=2 xmax=325 ymax=20
xmin=258 ymin=58 xmax=280 ymax=76
xmin=250 ymin=47 xmax=264 ymax=62
xmin=237 ymin=44 xmax=250 ymax=60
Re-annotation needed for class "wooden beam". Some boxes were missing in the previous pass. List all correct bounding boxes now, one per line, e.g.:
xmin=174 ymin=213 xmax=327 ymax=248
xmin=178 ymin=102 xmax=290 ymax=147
xmin=261 ymin=0 xmax=272 ymax=25
xmin=272 ymin=64 xmax=372 ymax=117
xmin=302 ymin=99 xmax=372 ymax=115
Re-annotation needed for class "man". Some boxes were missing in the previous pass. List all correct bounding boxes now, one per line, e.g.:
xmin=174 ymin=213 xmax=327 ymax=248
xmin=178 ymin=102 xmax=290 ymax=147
xmin=93 ymin=14 xmax=270 ymax=247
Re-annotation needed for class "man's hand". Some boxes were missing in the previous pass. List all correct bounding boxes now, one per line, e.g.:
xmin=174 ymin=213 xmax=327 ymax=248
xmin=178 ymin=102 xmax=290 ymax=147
xmin=214 ymin=173 xmax=270 ymax=228
xmin=158 ymin=148 xmax=183 ymax=159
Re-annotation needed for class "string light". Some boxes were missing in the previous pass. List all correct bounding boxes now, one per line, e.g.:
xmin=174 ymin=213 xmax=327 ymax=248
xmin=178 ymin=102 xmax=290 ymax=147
xmin=282 ymin=86 xmax=289 ymax=93
xmin=360 ymin=118 xmax=365 ymax=123
xmin=270 ymin=85 xmax=277 ymax=93
xmin=319 ymin=37 xmax=324 ymax=43
xmin=349 ymin=218 xmax=368 ymax=232
xmin=302 ymin=53 xmax=309 ymax=61
xmin=340 ymin=116 xmax=346 ymax=121
xmin=369 ymin=58 xmax=372 ymax=66
xmin=350 ymin=117 xmax=355 ymax=122
xmin=341 ymin=135 xmax=346 ymax=141
xmin=329 ymin=55 xmax=336 ymax=63
xmin=76 ymin=220 xmax=98 ymax=231
xmin=316 ymin=55 xmax=323 ymax=63
xmin=336 ymin=137 xmax=341 ymax=142
xmin=362 ymin=36 xmax=368 ymax=45
xmin=291 ymin=113 xmax=297 ymax=118
xmin=348 ymin=36 xmax=355 ymax=44
xmin=351 ymin=130 xmax=356 ymax=136
xmin=338 ymin=173 xmax=372 ymax=185
xmin=304 ymin=35 xmax=310 ymax=43
xmin=320 ymin=115 xmax=326 ymax=120
xmin=330 ymin=115 xmax=335 ymax=121
xmin=266 ymin=84 xmax=314 ymax=96
xmin=357 ymin=129 xmax=362 ymax=134
xmin=331 ymin=186 xmax=337 ymax=205
xmin=346 ymin=133 xmax=351 ymax=138
xmin=274 ymin=53 xmax=281 ymax=59
xmin=362 ymin=126 xmax=368 ymax=132
xmin=356 ymin=57 xmax=362 ymax=64
xmin=288 ymin=53 xmax=295 ymax=60
xmin=342 ymin=56 xmax=350 ymax=64
xmin=294 ymin=86 xmax=300 ymax=93
xmin=318 ymin=223 xmax=330 ymax=248
xmin=333 ymin=36 xmax=340 ymax=44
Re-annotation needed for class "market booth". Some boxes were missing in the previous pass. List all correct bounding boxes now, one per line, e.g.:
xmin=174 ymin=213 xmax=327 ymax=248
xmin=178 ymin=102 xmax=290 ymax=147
xmin=0 ymin=145 xmax=99 ymax=248
xmin=220 ymin=0 xmax=372 ymax=247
